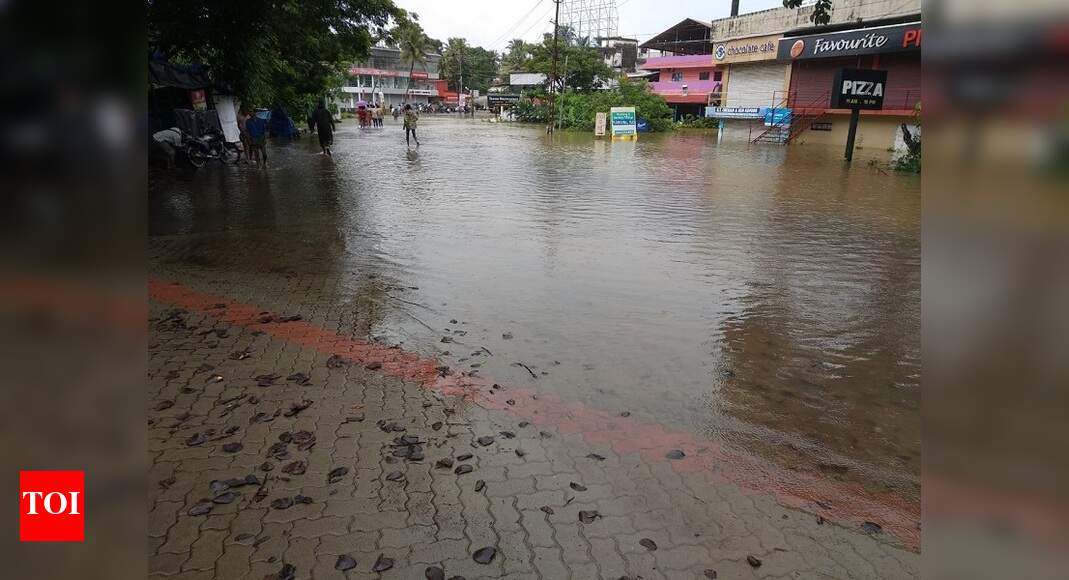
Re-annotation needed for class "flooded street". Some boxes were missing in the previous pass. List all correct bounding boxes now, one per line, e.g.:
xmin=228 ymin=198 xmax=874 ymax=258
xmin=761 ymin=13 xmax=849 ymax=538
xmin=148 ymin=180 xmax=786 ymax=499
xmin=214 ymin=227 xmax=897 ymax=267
xmin=150 ymin=115 xmax=920 ymax=511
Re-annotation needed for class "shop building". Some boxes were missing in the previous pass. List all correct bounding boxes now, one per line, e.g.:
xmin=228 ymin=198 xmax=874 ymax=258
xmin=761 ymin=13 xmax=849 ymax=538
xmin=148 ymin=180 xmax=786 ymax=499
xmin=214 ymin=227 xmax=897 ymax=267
xmin=763 ymin=15 xmax=921 ymax=151
xmin=340 ymin=46 xmax=442 ymax=109
xmin=701 ymin=0 xmax=919 ymax=144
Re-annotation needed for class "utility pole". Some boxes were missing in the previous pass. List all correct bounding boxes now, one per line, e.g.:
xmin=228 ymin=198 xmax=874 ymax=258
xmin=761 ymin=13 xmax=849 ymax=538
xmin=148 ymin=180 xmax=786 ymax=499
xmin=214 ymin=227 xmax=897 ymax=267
xmin=549 ymin=0 xmax=561 ymax=133
xmin=458 ymin=49 xmax=464 ymax=115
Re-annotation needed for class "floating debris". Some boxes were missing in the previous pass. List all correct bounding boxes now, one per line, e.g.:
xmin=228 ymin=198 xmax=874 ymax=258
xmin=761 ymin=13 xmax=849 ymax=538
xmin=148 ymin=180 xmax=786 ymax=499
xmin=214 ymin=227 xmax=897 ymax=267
xmin=270 ymin=497 xmax=294 ymax=510
xmin=515 ymin=449 xmax=526 ymax=458
xmin=222 ymin=442 xmax=243 ymax=453
xmin=703 ymin=571 xmax=718 ymax=579
xmin=365 ymin=361 xmax=383 ymax=370
xmin=334 ymin=555 xmax=357 ymax=571
xmin=255 ymin=373 xmax=280 ymax=387
xmin=213 ymin=491 xmax=240 ymax=504
xmin=435 ymin=458 xmax=454 ymax=469
xmin=294 ymin=495 xmax=313 ymax=504
xmin=502 ymin=333 xmax=513 ymax=340
xmin=155 ymin=400 xmax=174 ymax=411
xmin=158 ymin=476 xmax=176 ymax=490
xmin=372 ymin=554 xmax=394 ymax=572
xmin=457 ymin=453 xmax=474 ymax=462
xmin=432 ymin=421 xmax=444 ymax=431
xmin=286 ymin=372 xmax=311 ymax=386
xmin=539 ymin=431 xmax=552 ymax=439
xmin=540 ymin=506 xmax=554 ymax=515
xmin=499 ymin=431 xmax=515 ymax=439
xmin=665 ymin=450 xmax=686 ymax=460
xmin=578 ymin=510 xmax=600 ymax=524
xmin=385 ymin=471 xmax=405 ymax=482
xmin=188 ymin=502 xmax=213 ymax=516
xmin=472 ymin=546 xmax=497 ymax=564
xmin=747 ymin=555 xmax=762 ymax=568
xmin=328 ymin=467 xmax=349 ymax=483
xmin=186 ymin=432 xmax=208 ymax=447
xmin=260 ymin=461 xmax=274 ymax=472
xmin=518 ymin=421 xmax=530 ymax=428
xmin=586 ymin=453 xmax=606 ymax=461
xmin=326 ymin=355 xmax=349 ymax=368
xmin=210 ymin=480 xmax=231 ymax=494
xmin=619 ymin=411 xmax=631 ymax=417
xmin=454 ymin=464 xmax=473 ymax=475
xmin=476 ymin=436 xmax=495 ymax=447
xmin=230 ymin=350 xmax=251 ymax=360
xmin=234 ymin=533 xmax=254 ymax=542
xmin=283 ymin=399 xmax=313 ymax=417
xmin=639 ymin=538 xmax=658 ymax=551
xmin=861 ymin=521 xmax=883 ymax=535
xmin=569 ymin=482 xmax=587 ymax=492
xmin=424 ymin=566 xmax=445 ymax=580
xmin=281 ymin=460 xmax=307 ymax=475
xmin=474 ymin=480 xmax=485 ymax=492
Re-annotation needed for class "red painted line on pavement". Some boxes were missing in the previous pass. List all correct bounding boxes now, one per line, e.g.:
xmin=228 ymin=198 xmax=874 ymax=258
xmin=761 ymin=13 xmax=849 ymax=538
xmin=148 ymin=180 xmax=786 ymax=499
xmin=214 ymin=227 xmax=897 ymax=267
xmin=150 ymin=278 xmax=920 ymax=550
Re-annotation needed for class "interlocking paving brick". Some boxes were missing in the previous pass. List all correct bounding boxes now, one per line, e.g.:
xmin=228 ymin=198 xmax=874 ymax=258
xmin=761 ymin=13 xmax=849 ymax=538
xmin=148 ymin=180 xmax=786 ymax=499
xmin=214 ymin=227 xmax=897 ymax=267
xmin=148 ymin=280 xmax=920 ymax=579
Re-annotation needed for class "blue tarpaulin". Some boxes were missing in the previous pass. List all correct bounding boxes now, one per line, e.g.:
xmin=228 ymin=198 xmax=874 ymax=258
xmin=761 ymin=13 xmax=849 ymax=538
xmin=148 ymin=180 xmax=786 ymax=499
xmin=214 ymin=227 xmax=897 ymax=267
xmin=268 ymin=106 xmax=299 ymax=139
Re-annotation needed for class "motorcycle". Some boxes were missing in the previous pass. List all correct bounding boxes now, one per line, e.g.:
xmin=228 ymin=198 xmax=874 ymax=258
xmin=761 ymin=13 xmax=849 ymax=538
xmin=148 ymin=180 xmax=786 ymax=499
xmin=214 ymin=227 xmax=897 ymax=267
xmin=184 ymin=129 xmax=241 ymax=168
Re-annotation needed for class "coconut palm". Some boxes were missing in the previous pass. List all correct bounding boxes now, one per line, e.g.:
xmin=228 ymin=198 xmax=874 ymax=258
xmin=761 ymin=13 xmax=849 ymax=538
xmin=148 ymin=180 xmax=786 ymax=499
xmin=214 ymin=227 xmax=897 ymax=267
xmin=398 ymin=21 xmax=430 ymax=103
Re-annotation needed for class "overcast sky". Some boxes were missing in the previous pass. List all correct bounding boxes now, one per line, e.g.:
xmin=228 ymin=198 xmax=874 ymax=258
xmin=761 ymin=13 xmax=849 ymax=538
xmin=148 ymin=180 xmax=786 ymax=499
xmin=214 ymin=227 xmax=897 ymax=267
xmin=395 ymin=0 xmax=786 ymax=51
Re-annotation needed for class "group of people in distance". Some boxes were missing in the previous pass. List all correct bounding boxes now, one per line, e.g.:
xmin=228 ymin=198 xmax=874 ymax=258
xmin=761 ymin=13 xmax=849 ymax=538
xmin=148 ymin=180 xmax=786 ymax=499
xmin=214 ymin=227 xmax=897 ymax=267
xmin=154 ymin=100 xmax=422 ymax=169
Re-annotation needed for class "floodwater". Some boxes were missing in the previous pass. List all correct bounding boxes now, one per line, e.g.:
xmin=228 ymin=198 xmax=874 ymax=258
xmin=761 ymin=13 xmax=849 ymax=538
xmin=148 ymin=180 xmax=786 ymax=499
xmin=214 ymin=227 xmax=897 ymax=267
xmin=150 ymin=116 xmax=920 ymax=505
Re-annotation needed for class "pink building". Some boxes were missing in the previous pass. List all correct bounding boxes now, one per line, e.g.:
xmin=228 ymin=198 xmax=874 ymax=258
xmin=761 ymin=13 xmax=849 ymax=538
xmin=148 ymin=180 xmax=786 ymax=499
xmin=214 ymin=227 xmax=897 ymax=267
xmin=637 ymin=19 xmax=722 ymax=119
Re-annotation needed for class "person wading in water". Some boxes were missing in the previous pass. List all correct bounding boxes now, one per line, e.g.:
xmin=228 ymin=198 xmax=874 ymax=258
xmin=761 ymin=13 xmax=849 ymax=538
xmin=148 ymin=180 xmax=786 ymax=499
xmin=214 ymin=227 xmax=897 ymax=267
xmin=403 ymin=104 xmax=420 ymax=148
xmin=312 ymin=100 xmax=335 ymax=156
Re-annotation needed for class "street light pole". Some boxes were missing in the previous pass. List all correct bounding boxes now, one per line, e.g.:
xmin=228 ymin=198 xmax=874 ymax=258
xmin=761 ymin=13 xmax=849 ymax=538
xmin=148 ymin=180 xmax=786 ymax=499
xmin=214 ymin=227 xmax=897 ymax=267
xmin=549 ymin=0 xmax=561 ymax=133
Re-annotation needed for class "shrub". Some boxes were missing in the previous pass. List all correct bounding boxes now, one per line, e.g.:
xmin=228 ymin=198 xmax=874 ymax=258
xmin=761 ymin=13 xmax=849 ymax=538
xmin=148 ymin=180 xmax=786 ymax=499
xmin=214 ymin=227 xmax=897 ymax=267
xmin=511 ymin=78 xmax=674 ymax=132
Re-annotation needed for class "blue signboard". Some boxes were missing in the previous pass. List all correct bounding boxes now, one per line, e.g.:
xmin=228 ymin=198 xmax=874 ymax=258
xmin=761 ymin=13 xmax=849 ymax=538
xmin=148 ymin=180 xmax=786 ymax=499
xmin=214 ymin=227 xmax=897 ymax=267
xmin=763 ymin=107 xmax=792 ymax=126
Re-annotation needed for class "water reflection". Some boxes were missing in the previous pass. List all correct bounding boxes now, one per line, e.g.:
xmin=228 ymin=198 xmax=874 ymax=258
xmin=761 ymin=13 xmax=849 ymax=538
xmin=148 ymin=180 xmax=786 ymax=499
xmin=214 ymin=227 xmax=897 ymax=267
xmin=150 ymin=117 xmax=920 ymax=505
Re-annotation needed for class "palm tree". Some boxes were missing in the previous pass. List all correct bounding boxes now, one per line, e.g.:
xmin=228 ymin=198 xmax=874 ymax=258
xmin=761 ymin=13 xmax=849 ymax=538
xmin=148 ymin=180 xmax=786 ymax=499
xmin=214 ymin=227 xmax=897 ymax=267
xmin=398 ymin=22 xmax=430 ymax=104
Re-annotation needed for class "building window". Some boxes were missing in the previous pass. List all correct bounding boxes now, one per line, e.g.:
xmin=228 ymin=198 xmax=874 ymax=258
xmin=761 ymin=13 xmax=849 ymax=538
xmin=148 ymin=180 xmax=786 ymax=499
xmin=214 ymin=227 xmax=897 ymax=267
xmin=671 ymin=71 xmax=683 ymax=82
xmin=714 ymin=71 xmax=723 ymax=81
xmin=698 ymin=71 xmax=710 ymax=81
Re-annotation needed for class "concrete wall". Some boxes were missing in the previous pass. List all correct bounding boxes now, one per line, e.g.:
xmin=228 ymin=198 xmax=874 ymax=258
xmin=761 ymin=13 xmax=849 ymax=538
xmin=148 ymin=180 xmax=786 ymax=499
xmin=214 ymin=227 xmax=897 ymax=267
xmin=709 ymin=0 xmax=921 ymax=42
xmin=791 ymin=113 xmax=911 ymax=154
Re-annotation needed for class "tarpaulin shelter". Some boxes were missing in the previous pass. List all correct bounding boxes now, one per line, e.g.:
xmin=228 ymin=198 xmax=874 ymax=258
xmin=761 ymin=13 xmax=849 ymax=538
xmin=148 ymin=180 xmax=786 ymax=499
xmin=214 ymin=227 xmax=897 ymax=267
xmin=267 ymin=105 xmax=300 ymax=139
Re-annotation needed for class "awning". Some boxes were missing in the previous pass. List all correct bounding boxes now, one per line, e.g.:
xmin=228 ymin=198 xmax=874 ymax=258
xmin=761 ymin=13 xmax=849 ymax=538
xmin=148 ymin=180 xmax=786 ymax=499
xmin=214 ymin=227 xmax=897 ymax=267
xmin=149 ymin=59 xmax=211 ymax=90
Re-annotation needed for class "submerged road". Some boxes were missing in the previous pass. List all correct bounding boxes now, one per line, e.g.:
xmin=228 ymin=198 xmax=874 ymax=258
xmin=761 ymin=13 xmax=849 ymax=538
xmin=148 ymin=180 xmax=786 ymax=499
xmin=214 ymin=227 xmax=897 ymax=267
xmin=149 ymin=116 xmax=920 ymax=578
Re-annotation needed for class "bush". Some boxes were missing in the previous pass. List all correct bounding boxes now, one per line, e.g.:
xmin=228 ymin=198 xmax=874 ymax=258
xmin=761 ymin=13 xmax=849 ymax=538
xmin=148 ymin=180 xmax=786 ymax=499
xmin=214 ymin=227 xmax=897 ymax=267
xmin=512 ymin=78 xmax=674 ymax=132
xmin=678 ymin=115 xmax=717 ymax=129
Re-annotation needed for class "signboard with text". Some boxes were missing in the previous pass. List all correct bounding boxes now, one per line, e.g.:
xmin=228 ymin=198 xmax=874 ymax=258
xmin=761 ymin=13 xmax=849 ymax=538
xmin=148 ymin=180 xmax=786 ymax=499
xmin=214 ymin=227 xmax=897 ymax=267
xmin=487 ymin=94 xmax=521 ymax=107
xmin=594 ymin=112 xmax=607 ymax=136
xmin=609 ymin=107 xmax=637 ymax=139
xmin=705 ymin=107 xmax=762 ymax=119
xmin=831 ymin=68 xmax=888 ymax=110
xmin=777 ymin=22 xmax=922 ymax=61
xmin=713 ymin=34 xmax=781 ymax=64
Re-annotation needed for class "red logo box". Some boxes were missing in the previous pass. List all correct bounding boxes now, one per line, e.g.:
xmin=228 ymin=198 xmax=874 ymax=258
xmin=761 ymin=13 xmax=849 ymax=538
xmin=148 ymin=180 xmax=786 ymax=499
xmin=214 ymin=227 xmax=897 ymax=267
xmin=20 ymin=470 xmax=84 ymax=542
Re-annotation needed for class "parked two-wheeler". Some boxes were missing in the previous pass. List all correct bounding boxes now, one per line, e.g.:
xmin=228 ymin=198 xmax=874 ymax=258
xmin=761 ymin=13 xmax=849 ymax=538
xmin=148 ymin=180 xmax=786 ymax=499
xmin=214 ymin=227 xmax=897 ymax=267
xmin=184 ymin=130 xmax=241 ymax=168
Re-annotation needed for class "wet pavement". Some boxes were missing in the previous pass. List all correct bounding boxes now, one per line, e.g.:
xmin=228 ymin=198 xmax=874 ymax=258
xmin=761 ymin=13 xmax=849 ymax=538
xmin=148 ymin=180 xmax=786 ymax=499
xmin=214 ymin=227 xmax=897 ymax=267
xmin=149 ymin=116 xmax=920 ymax=578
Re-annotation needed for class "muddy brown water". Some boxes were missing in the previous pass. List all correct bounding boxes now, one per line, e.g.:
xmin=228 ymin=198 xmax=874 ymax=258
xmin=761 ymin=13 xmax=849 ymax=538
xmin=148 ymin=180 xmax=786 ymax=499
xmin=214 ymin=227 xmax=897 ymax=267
xmin=150 ymin=116 xmax=920 ymax=505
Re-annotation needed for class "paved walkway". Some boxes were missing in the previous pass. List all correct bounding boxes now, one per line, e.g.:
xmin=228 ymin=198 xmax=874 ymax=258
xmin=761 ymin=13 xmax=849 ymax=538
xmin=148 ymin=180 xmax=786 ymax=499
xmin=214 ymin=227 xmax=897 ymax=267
xmin=149 ymin=272 xmax=919 ymax=579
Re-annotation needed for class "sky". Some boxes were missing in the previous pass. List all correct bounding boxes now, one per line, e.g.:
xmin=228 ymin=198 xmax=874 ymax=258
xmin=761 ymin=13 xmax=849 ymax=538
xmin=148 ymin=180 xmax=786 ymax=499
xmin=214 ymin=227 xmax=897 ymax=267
xmin=395 ymin=0 xmax=786 ymax=51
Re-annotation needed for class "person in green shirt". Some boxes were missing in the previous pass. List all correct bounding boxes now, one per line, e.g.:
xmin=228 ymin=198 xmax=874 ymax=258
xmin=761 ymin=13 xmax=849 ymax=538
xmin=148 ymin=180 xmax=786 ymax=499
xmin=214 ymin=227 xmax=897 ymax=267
xmin=402 ymin=104 xmax=420 ymax=147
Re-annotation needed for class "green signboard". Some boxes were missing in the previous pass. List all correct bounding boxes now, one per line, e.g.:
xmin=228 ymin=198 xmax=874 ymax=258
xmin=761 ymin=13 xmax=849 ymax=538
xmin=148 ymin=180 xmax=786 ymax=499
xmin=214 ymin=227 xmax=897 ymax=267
xmin=609 ymin=107 xmax=637 ymax=140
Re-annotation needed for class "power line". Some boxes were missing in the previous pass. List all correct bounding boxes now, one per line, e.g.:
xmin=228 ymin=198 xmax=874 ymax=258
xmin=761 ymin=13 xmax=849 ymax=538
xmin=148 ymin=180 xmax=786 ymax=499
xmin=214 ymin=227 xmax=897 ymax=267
xmin=488 ymin=0 xmax=546 ymax=49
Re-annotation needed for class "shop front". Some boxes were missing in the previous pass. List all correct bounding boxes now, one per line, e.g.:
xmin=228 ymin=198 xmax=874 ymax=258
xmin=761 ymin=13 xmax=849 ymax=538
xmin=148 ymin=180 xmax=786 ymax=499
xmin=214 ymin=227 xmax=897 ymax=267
xmin=706 ymin=32 xmax=788 ymax=141
xmin=775 ymin=17 xmax=921 ymax=151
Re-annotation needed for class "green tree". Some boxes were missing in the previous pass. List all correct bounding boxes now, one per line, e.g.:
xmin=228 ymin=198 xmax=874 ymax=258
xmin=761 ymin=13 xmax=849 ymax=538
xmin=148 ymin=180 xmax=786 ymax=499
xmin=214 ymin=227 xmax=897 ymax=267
xmin=148 ymin=0 xmax=402 ymax=111
xmin=396 ymin=19 xmax=431 ymax=102
xmin=524 ymin=30 xmax=614 ymax=93
xmin=783 ymin=0 xmax=833 ymax=26
xmin=500 ymin=39 xmax=530 ymax=76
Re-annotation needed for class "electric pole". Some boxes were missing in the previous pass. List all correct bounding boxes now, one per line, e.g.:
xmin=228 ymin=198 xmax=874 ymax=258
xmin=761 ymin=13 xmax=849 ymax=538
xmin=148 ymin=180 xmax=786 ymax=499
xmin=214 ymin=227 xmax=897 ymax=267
xmin=549 ymin=0 xmax=561 ymax=133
